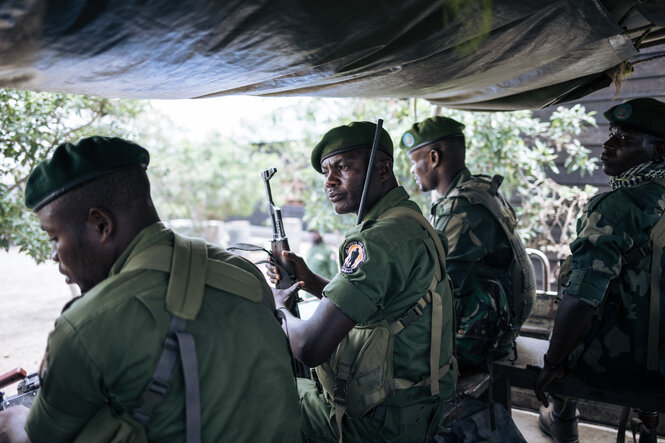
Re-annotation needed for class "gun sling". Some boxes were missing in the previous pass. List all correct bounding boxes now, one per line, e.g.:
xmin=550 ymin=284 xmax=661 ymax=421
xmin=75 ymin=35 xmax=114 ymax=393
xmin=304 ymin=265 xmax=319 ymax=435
xmin=121 ymin=232 xmax=265 ymax=442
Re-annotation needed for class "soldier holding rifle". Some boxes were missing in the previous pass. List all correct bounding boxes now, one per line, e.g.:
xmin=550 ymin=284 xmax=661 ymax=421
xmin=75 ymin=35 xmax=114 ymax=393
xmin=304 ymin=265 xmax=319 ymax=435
xmin=269 ymin=121 xmax=457 ymax=443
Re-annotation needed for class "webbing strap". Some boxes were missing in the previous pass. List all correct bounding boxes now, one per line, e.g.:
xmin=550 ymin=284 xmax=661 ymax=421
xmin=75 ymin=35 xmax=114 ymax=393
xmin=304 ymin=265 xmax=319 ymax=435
xmin=132 ymin=316 xmax=186 ymax=425
xmin=647 ymin=210 xmax=665 ymax=371
xmin=175 ymin=330 xmax=201 ymax=443
xmin=122 ymin=239 xmax=263 ymax=305
xmin=394 ymin=357 xmax=455 ymax=389
xmin=333 ymin=362 xmax=351 ymax=443
xmin=378 ymin=206 xmax=446 ymax=396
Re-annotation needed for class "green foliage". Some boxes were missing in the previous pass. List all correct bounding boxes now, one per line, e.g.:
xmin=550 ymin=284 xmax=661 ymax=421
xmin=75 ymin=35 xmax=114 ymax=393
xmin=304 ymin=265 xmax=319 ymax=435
xmin=0 ymin=88 xmax=147 ymax=262
xmin=264 ymin=98 xmax=599 ymax=257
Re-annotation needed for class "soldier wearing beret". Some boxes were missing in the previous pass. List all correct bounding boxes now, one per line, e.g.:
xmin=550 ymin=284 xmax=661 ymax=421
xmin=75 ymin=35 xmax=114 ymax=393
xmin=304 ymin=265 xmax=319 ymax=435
xmin=535 ymin=98 xmax=665 ymax=443
xmin=0 ymin=136 xmax=302 ymax=442
xmin=400 ymin=116 xmax=535 ymax=371
xmin=269 ymin=121 xmax=457 ymax=442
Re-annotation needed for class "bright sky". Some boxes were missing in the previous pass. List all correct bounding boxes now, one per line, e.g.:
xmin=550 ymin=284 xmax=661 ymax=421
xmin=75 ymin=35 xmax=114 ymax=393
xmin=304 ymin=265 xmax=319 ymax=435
xmin=150 ymin=95 xmax=314 ymax=143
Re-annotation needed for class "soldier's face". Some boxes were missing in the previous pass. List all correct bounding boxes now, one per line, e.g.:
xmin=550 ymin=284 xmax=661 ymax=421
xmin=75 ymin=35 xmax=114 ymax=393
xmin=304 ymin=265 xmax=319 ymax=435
xmin=321 ymin=149 xmax=369 ymax=214
xmin=601 ymin=126 xmax=655 ymax=176
xmin=408 ymin=148 xmax=435 ymax=192
xmin=37 ymin=202 xmax=109 ymax=293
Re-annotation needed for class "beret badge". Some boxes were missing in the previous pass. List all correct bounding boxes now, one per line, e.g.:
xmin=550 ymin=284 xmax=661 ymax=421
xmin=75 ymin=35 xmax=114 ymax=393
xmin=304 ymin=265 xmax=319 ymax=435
xmin=613 ymin=103 xmax=632 ymax=121
xmin=402 ymin=132 xmax=415 ymax=148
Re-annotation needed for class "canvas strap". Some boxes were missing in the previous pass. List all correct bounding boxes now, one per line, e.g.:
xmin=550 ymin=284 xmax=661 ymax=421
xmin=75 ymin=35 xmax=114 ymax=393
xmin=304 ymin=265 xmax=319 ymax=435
xmin=379 ymin=206 xmax=448 ymax=396
xmin=122 ymin=232 xmax=265 ymax=443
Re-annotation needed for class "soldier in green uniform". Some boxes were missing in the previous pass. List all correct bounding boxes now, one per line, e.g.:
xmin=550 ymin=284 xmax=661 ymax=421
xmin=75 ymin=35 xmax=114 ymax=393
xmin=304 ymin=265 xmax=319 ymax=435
xmin=305 ymin=230 xmax=337 ymax=280
xmin=400 ymin=116 xmax=535 ymax=370
xmin=0 ymin=136 xmax=302 ymax=443
xmin=534 ymin=98 xmax=665 ymax=443
xmin=269 ymin=121 xmax=457 ymax=443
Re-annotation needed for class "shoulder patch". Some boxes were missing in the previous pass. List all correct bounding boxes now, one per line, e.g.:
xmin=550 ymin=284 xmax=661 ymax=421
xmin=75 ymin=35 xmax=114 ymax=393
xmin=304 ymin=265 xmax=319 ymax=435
xmin=341 ymin=240 xmax=367 ymax=274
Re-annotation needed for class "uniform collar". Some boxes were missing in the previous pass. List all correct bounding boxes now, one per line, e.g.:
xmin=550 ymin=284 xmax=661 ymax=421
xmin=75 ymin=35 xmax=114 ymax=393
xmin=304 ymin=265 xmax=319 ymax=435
xmin=360 ymin=186 xmax=412 ymax=223
xmin=108 ymin=222 xmax=172 ymax=277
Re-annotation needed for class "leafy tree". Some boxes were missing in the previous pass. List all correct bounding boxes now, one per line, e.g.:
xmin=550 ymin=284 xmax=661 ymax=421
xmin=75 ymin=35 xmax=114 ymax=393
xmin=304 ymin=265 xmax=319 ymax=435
xmin=258 ymin=98 xmax=599 ymax=260
xmin=0 ymin=88 xmax=147 ymax=262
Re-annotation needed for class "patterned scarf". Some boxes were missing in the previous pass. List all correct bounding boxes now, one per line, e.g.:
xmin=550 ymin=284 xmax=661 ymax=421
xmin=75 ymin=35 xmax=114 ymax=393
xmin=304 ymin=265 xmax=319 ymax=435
xmin=609 ymin=157 xmax=665 ymax=190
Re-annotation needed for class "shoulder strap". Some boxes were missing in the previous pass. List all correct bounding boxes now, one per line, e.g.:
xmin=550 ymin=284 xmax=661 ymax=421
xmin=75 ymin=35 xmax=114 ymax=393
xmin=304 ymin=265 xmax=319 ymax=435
xmin=122 ymin=232 xmax=267 ymax=443
xmin=378 ymin=206 xmax=450 ymax=396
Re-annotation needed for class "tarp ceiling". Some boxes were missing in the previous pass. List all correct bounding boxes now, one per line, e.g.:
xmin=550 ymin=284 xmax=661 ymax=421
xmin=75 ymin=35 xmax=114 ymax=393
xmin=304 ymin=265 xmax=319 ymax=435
xmin=1 ymin=0 xmax=664 ymax=110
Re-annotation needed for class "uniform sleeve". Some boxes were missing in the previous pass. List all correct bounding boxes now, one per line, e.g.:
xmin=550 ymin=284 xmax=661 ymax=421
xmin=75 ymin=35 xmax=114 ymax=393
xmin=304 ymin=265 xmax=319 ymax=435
xmin=323 ymin=233 xmax=405 ymax=323
xmin=436 ymin=200 xmax=498 ymax=294
xmin=25 ymin=316 xmax=105 ymax=443
xmin=564 ymin=202 xmax=635 ymax=307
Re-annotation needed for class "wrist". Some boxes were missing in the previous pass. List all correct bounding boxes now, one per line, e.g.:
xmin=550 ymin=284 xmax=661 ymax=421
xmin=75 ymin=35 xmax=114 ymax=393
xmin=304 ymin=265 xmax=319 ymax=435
xmin=543 ymin=353 xmax=567 ymax=374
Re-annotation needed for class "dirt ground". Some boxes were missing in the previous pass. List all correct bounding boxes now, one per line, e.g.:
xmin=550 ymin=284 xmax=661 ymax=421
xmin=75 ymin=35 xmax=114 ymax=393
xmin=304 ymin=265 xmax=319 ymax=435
xmin=0 ymin=247 xmax=76 ymax=393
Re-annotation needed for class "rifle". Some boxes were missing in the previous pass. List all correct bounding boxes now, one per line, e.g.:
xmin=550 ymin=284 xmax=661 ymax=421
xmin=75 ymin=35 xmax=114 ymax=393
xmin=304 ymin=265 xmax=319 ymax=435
xmin=261 ymin=168 xmax=301 ymax=311
xmin=0 ymin=368 xmax=40 ymax=410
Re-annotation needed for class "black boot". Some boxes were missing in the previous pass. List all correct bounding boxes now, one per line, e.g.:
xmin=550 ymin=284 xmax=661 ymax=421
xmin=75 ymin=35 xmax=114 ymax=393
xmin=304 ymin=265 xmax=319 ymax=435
xmin=538 ymin=396 xmax=580 ymax=443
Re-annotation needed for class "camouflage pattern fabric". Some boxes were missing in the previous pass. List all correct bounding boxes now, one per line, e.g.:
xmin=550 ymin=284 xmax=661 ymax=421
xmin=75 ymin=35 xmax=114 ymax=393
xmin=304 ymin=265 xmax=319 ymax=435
xmin=562 ymin=175 xmax=665 ymax=385
xmin=432 ymin=168 xmax=517 ymax=368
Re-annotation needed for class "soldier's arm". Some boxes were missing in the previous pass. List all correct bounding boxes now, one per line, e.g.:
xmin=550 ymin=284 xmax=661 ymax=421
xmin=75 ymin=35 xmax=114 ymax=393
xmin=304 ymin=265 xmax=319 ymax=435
xmin=534 ymin=294 xmax=595 ymax=405
xmin=274 ymin=297 xmax=355 ymax=367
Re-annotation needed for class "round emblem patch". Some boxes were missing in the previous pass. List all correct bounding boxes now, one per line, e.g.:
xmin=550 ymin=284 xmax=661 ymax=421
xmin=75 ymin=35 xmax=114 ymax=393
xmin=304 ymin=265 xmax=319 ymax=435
xmin=402 ymin=132 xmax=415 ymax=148
xmin=613 ymin=103 xmax=632 ymax=121
xmin=341 ymin=240 xmax=367 ymax=274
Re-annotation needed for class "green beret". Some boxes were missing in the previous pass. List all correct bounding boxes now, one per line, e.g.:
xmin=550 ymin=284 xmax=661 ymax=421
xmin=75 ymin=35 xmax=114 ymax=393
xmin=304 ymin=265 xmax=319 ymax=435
xmin=311 ymin=121 xmax=393 ymax=173
xmin=25 ymin=136 xmax=149 ymax=211
xmin=604 ymin=98 xmax=665 ymax=139
xmin=399 ymin=116 xmax=465 ymax=153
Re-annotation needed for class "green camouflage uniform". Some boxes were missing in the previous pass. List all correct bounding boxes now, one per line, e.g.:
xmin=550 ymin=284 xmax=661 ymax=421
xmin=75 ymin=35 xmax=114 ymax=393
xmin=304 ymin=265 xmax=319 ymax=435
xmin=432 ymin=168 xmax=518 ymax=368
xmin=562 ymin=164 xmax=665 ymax=385
xmin=25 ymin=223 xmax=302 ymax=443
xmin=299 ymin=187 xmax=457 ymax=443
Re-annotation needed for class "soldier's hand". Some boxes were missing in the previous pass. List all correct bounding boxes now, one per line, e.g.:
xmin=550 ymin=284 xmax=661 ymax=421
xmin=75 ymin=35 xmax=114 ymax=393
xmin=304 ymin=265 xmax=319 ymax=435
xmin=267 ymin=251 xmax=311 ymax=285
xmin=272 ymin=281 xmax=304 ymax=311
xmin=533 ymin=365 xmax=566 ymax=407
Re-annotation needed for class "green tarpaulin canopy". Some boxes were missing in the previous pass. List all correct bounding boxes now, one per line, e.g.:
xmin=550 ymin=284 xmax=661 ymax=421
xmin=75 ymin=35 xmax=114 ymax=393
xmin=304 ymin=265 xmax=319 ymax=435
xmin=1 ymin=0 xmax=663 ymax=110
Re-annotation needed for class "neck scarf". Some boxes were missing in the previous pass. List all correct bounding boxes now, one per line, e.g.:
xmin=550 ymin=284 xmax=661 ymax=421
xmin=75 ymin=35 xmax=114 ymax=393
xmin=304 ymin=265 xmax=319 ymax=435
xmin=609 ymin=157 xmax=665 ymax=190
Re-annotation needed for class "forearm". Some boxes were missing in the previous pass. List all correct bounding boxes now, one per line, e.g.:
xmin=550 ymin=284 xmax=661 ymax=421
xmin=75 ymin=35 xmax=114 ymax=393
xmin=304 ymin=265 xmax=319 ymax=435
xmin=279 ymin=299 xmax=354 ymax=367
xmin=546 ymin=293 xmax=596 ymax=365
xmin=303 ymin=273 xmax=330 ymax=299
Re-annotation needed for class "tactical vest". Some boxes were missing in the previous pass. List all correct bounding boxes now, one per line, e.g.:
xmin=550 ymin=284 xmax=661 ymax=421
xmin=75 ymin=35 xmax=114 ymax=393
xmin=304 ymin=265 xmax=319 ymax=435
xmin=73 ymin=231 xmax=274 ymax=443
xmin=315 ymin=206 xmax=456 ymax=443
xmin=446 ymin=174 xmax=536 ymax=348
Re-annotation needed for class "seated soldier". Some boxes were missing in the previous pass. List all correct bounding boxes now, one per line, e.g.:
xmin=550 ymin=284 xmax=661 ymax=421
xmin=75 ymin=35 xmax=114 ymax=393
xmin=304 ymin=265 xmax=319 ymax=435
xmin=400 ymin=116 xmax=536 ymax=370
xmin=0 ymin=136 xmax=301 ymax=443
xmin=534 ymin=98 xmax=665 ymax=443
xmin=269 ymin=121 xmax=457 ymax=443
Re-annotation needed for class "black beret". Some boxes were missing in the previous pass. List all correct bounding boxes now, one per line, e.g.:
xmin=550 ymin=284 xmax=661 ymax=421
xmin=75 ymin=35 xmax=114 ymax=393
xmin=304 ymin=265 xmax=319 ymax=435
xmin=604 ymin=98 xmax=665 ymax=139
xmin=25 ymin=136 xmax=149 ymax=211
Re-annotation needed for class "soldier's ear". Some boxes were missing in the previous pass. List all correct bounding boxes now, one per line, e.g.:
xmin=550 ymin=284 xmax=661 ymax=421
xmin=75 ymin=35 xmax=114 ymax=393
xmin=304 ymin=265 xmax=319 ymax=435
xmin=429 ymin=149 xmax=441 ymax=167
xmin=651 ymin=137 xmax=665 ymax=159
xmin=87 ymin=207 xmax=114 ymax=244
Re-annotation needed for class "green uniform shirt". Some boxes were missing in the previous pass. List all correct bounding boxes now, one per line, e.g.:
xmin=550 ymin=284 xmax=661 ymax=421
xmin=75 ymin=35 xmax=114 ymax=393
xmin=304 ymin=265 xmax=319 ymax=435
xmin=324 ymin=186 xmax=456 ymax=407
xmin=431 ymin=168 xmax=515 ymax=366
xmin=25 ymin=223 xmax=302 ymax=443
xmin=563 ymin=180 xmax=665 ymax=381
